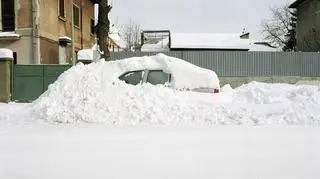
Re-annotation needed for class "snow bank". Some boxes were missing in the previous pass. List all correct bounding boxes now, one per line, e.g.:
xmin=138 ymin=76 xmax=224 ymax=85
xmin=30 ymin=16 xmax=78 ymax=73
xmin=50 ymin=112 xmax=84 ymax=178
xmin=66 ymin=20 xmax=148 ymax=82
xmin=0 ymin=48 xmax=13 ymax=58
xmin=31 ymin=54 xmax=221 ymax=123
xmin=28 ymin=54 xmax=320 ymax=125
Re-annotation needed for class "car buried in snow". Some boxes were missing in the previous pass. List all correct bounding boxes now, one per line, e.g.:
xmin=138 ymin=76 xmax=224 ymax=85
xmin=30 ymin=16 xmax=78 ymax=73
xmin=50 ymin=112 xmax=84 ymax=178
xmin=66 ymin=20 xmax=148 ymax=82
xmin=111 ymin=54 xmax=221 ymax=94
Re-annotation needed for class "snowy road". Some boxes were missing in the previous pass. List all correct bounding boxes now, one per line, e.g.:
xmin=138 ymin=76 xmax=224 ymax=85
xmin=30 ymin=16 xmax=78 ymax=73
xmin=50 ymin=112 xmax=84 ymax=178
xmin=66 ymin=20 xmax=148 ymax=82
xmin=0 ymin=121 xmax=320 ymax=179
xmin=0 ymin=73 xmax=320 ymax=179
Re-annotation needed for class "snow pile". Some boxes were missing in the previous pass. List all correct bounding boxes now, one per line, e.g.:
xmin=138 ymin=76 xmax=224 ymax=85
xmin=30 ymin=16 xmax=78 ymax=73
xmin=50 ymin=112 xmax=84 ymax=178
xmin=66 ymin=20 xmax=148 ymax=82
xmin=0 ymin=48 xmax=13 ymax=58
xmin=230 ymin=82 xmax=320 ymax=125
xmin=31 ymin=54 xmax=221 ymax=123
xmin=29 ymin=54 xmax=320 ymax=125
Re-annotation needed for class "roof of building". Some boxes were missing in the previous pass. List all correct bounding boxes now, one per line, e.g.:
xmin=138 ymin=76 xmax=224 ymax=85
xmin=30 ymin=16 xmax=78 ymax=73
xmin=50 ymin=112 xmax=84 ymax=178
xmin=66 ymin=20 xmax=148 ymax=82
xmin=170 ymin=33 xmax=250 ymax=50
xmin=108 ymin=26 xmax=126 ymax=49
xmin=289 ymin=0 xmax=307 ymax=8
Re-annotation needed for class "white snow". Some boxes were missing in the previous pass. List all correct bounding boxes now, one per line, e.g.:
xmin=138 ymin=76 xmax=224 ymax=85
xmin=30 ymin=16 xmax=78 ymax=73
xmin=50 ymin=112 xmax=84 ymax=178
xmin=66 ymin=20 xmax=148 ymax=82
xmin=0 ymin=54 xmax=320 ymax=179
xmin=77 ymin=48 xmax=93 ymax=60
xmin=0 ymin=48 xmax=13 ymax=58
xmin=0 ymin=122 xmax=319 ymax=179
xmin=58 ymin=36 xmax=72 ymax=42
xmin=109 ymin=26 xmax=126 ymax=49
xmin=0 ymin=55 xmax=320 ymax=179
xmin=170 ymin=33 xmax=250 ymax=50
xmin=31 ymin=54 xmax=220 ymax=123
xmin=249 ymin=42 xmax=282 ymax=52
xmin=141 ymin=37 xmax=170 ymax=52
xmin=0 ymin=32 xmax=20 ymax=38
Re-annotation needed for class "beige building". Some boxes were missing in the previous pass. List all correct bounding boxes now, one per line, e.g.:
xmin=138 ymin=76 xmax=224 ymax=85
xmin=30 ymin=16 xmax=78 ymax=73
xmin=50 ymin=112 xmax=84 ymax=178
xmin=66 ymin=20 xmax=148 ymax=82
xmin=0 ymin=0 xmax=98 ymax=64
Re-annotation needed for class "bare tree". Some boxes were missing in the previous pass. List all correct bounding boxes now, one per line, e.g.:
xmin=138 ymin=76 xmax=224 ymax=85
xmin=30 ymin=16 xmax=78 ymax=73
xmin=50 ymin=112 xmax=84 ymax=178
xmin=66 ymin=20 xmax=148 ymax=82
xmin=96 ymin=0 xmax=112 ymax=59
xmin=122 ymin=19 xmax=141 ymax=51
xmin=261 ymin=3 xmax=296 ymax=50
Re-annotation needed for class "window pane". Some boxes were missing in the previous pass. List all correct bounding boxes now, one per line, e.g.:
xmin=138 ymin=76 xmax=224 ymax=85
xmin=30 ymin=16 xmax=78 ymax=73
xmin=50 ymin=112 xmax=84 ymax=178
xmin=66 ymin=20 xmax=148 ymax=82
xmin=119 ymin=71 xmax=143 ymax=85
xmin=147 ymin=70 xmax=170 ymax=85
xmin=59 ymin=0 xmax=65 ymax=17
xmin=90 ymin=19 xmax=95 ymax=34
xmin=73 ymin=5 xmax=80 ymax=27
xmin=1 ymin=0 xmax=15 ymax=31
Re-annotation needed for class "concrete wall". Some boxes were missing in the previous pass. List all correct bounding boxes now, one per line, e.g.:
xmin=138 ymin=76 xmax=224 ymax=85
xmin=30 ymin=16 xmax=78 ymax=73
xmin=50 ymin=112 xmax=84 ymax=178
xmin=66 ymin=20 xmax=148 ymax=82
xmin=220 ymin=76 xmax=320 ymax=88
xmin=296 ymin=0 xmax=320 ymax=51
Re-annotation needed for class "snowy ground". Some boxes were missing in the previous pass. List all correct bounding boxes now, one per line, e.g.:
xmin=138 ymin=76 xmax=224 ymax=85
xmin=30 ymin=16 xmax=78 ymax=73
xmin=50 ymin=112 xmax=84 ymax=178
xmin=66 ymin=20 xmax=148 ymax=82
xmin=1 ymin=82 xmax=320 ymax=179
xmin=1 ymin=56 xmax=320 ymax=179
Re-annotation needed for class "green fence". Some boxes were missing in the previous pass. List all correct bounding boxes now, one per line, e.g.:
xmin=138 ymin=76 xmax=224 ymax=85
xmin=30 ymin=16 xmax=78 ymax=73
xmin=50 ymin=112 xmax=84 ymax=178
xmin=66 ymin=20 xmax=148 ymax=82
xmin=12 ymin=65 xmax=71 ymax=102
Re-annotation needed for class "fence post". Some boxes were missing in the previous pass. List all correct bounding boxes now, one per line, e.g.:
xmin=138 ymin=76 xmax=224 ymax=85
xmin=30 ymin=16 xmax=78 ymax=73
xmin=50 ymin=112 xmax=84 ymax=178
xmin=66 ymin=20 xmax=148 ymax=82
xmin=0 ymin=49 xmax=13 ymax=103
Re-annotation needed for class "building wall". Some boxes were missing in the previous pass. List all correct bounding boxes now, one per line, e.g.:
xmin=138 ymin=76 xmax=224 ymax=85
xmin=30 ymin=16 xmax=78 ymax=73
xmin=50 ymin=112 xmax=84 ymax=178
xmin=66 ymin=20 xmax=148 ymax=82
xmin=0 ymin=37 xmax=33 ymax=64
xmin=38 ymin=0 xmax=95 ymax=49
xmin=16 ymin=0 xmax=32 ymax=29
xmin=296 ymin=0 xmax=320 ymax=51
xmin=36 ymin=0 xmax=95 ymax=63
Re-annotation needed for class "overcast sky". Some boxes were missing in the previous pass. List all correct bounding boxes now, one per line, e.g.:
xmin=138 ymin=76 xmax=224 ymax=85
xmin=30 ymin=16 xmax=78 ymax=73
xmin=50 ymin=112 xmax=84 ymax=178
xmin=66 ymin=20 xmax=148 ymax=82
xmin=105 ymin=0 xmax=295 ymax=40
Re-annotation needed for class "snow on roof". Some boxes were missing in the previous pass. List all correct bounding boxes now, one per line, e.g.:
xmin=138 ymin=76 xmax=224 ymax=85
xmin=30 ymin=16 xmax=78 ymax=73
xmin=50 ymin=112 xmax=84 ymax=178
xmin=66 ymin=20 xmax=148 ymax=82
xmin=141 ymin=37 xmax=170 ymax=52
xmin=249 ymin=42 xmax=282 ymax=52
xmin=0 ymin=48 xmax=13 ymax=58
xmin=0 ymin=32 xmax=20 ymax=38
xmin=77 ymin=49 xmax=93 ymax=60
xmin=109 ymin=26 xmax=126 ymax=49
xmin=170 ymin=33 xmax=250 ymax=50
xmin=58 ymin=36 xmax=72 ymax=42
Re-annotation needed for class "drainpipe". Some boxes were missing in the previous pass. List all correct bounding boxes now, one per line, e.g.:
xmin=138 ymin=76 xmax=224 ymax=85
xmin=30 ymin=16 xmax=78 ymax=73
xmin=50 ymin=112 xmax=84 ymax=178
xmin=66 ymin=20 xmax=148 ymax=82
xmin=32 ymin=0 xmax=38 ymax=64
xmin=71 ymin=4 xmax=75 ymax=65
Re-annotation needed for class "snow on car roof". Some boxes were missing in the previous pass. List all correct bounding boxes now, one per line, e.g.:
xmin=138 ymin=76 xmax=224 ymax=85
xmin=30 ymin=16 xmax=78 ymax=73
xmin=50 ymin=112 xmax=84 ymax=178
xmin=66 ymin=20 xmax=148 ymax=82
xmin=103 ymin=53 xmax=220 ymax=89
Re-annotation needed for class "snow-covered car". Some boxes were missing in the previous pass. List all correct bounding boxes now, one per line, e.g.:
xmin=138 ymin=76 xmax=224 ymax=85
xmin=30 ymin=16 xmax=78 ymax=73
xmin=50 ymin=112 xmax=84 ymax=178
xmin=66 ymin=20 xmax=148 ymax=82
xmin=113 ymin=54 xmax=220 ymax=93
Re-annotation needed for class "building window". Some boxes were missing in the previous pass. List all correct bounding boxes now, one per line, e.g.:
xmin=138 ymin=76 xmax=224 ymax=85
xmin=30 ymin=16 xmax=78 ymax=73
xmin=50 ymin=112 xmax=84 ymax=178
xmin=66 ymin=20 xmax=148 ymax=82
xmin=90 ymin=19 xmax=95 ymax=35
xmin=73 ymin=4 xmax=80 ymax=28
xmin=1 ymin=0 xmax=15 ymax=31
xmin=59 ymin=0 xmax=65 ymax=18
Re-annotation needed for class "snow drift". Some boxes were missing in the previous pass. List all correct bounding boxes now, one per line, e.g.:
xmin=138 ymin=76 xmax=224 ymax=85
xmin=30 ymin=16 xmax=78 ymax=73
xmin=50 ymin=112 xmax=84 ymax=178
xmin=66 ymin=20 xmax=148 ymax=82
xmin=29 ymin=54 xmax=320 ymax=125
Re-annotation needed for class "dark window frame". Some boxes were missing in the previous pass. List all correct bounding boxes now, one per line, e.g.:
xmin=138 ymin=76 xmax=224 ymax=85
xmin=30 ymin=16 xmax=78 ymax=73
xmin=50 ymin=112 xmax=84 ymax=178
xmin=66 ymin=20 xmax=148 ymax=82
xmin=90 ymin=19 xmax=95 ymax=35
xmin=73 ymin=4 xmax=81 ymax=28
xmin=1 ymin=0 xmax=15 ymax=32
xmin=59 ymin=0 xmax=65 ymax=18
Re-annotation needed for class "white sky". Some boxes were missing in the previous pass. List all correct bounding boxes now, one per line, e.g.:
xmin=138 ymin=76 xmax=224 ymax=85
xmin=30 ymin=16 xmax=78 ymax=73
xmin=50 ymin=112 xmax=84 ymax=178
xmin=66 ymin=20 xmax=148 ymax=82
xmin=98 ymin=0 xmax=295 ymax=41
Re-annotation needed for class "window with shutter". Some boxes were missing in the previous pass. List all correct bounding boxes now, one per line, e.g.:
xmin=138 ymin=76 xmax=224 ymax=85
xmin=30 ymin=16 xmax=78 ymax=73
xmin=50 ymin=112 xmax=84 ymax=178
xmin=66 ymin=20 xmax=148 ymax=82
xmin=1 ymin=0 xmax=15 ymax=31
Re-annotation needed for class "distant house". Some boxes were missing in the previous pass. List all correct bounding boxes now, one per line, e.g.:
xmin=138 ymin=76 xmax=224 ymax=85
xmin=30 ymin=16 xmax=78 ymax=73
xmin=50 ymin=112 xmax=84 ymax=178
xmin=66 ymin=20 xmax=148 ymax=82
xmin=141 ymin=31 xmax=279 ymax=52
xmin=108 ymin=26 xmax=126 ymax=52
xmin=0 ymin=0 xmax=99 ymax=64
xmin=289 ymin=0 xmax=320 ymax=52
xmin=169 ymin=33 xmax=250 ymax=51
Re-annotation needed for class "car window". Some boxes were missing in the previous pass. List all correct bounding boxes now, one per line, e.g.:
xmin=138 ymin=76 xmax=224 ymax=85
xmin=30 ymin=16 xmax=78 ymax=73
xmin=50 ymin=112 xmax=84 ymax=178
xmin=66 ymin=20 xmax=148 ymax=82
xmin=119 ymin=71 xmax=143 ymax=85
xmin=146 ymin=70 xmax=171 ymax=85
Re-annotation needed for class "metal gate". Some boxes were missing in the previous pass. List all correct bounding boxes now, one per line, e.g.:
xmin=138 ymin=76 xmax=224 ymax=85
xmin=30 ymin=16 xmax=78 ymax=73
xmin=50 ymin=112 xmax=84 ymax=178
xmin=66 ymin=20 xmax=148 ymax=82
xmin=12 ymin=65 xmax=71 ymax=102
